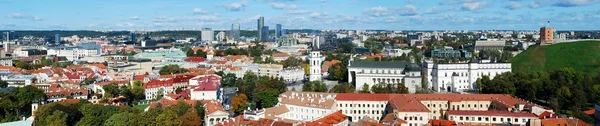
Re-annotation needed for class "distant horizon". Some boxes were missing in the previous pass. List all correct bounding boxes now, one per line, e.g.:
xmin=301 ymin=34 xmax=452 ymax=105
xmin=2 ymin=0 xmax=600 ymax=30
xmin=1 ymin=29 xmax=598 ymax=32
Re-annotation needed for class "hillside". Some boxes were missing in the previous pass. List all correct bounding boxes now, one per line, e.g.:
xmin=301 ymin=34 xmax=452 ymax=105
xmin=511 ymin=41 xmax=600 ymax=76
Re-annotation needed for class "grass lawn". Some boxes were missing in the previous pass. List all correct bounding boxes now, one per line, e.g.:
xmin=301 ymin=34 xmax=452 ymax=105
xmin=511 ymin=41 xmax=600 ymax=76
xmin=133 ymin=104 xmax=149 ymax=111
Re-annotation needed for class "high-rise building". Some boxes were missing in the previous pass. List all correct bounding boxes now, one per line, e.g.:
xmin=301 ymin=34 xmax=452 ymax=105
xmin=257 ymin=17 xmax=264 ymax=41
xmin=312 ymin=36 xmax=324 ymax=49
xmin=201 ymin=28 xmax=214 ymax=42
xmin=540 ymin=27 xmax=555 ymax=42
xmin=130 ymin=33 xmax=136 ymax=42
xmin=261 ymin=26 xmax=269 ymax=41
xmin=230 ymin=23 xmax=240 ymax=41
xmin=217 ymin=31 xmax=226 ymax=42
xmin=55 ymin=34 xmax=60 ymax=45
xmin=275 ymin=24 xmax=282 ymax=38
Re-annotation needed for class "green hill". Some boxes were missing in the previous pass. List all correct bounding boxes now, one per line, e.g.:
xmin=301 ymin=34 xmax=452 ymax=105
xmin=511 ymin=41 xmax=600 ymax=76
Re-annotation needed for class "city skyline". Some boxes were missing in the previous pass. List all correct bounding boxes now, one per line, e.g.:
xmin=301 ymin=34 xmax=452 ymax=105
xmin=1 ymin=0 xmax=600 ymax=30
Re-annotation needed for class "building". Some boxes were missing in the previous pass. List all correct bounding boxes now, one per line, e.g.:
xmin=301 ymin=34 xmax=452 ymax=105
xmin=46 ymin=43 xmax=102 ymax=61
xmin=0 ymin=57 xmax=13 ymax=66
xmin=383 ymin=47 xmax=412 ymax=57
xmin=190 ymin=74 xmax=222 ymax=101
xmin=144 ymin=75 xmax=194 ymax=100
xmin=217 ymin=31 xmax=226 ymax=42
xmin=277 ymin=37 xmax=299 ymax=47
xmin=278 ymin=67 xmax=304 ymax=82
xmin=474 ymin=39 xmax=505 ymax=52
xmin=257 ymin=17 xmax=264 ymax=41
xmin=5 ymin=75 xmax=36 ymax=87
xmin=447 ymin=110 xmax=538 ymax=125
xmin=276 ymin=24 xmax=282 ymax=38
xmin=258 ymin=64 xmax=283 ymax=78
xmin=540 ymin=27 xmax=555 ymax=42
xmin=431 ymin=46 xmax=472 ymax=58
xmin=423 ymin=60 xmax=511 ymax=92
xmin=262 ymin=26 xmax=270 ymax=41
xmin=55 ymin=34 xmax=60 ymax=45
xmin=309 ymin=50 xmax=322 ymax=81
xmin=347 ymin=61 xmax=422 ymax=93
xmin=230 ymin=23 xmax=240 ymax=41
xmin=312 ymin=36 xmax=325 ymax=49
xmin=201 ymin=28 xmax=214 ymax=42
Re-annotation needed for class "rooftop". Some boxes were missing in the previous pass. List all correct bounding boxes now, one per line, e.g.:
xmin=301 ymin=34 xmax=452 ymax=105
xmin=349 ymin=61 xmax=410 ymax=69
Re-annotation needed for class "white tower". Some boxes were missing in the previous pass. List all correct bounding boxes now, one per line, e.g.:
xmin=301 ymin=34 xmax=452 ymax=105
xmin=309 ymin=50 xmax=322 ymax=81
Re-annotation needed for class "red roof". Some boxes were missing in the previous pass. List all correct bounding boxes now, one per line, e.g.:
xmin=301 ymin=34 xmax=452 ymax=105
xmin=191 ymin=74 xmax=221 ymax=91
xmin=64 ymin=72 xmax=95 ymax=80
xmin=428 ymin=120 xmax=456 ymax=126
xmin=144 ymin=78 xmax=174 ymax=89
xmin=538 ymin=111 xmax=559 ymax=119
xmin=446 ymin=110 xmax=537 ymax=117
xmin=133 ymin=75 xmax=146 ymax=81
xmin=184 ymin=57 xmax=206 ymax=62
xmin=584 ymin=109 xmax=595 ymax=115
xmin=302 ymin=111 xmax=348 ymax=126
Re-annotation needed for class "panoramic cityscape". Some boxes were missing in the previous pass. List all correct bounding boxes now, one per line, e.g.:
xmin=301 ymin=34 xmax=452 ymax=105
xmin=1 ymin=0 xmax=600 ymax=126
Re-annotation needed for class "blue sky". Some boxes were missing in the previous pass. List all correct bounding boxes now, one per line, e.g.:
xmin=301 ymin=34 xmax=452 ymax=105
xmin=1 ymin=0 xmax=599 ymax=30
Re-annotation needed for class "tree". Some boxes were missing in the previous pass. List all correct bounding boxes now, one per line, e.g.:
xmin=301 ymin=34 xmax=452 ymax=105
xmin=186 ymin=48 xmax=195 ymax=57
xmin=283 ymin=56 xmax=299 ymax=68
xmin=359 ymin=84 xmax=370 ymax=93
xmin=159 ymin=65 xmax=188 ymax=75
xmin=253 ymin=89 xmax=279 ymax=109
xmin=76 ymin=104 xmax=120 ymax=126
xmin=175 ymin=87 xmax=183 ymax=94
xmin=328 ymin=63 xmax=347 ymax=81
xmin=195 ymin=50 xmax=207 ymax=58
xmin=44 ymin=110 xmax=68 ymax=126
xmin=193 ymin=101 xmax=205 ymax=123
xmin=168 ymin=101 xmax=191 ymax=116
xmin=133 ymin=80 xmax=143 ymax=87
xmin=329 ymin=83 xmax=355 ymax=93
xmin=302 ymin=81 xmax=327 ymax=92
xmin=231 ymin=94 xmax=249 ymax=115
xmin=221 ymin=73 xmax=238 ymax=87
xmin=180 ymin=108 xmax=201 ymax=126
xmin=302 ymin=64 xmax=310 ymax=76
xmin=302 ymin=81 xmax=313 ymax=92
xmin=136 ymin=107 xmax=163 ymax=126
xmin=156 ymin=109 xmax=181 ymax=126
xmin=104 ymin=112 xmax=136 ymax=126
xmin=0 ymin=80 xmax=7 ymax=88
xmin=34 ymin=102 xmax=82 ymax=126
xmin=102 ymin=83 xmax=120 ymax=98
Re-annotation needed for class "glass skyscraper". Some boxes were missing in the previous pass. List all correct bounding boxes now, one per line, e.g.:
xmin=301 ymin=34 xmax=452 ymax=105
xmin=257 ymin=17 xmax=264 ymax=41
xmin=275 ymin=24 xmax=282 ymax=38
xmin=230 ymin=23 xmax=240 ymax=41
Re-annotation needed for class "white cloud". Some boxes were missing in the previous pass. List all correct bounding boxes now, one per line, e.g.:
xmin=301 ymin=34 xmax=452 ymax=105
xmin=195 ymin=15 xmax=219 ymax=21
xmin=130 ymin=16 xmax=139 ymax=20
xmin=309 ymin=12 xmax=330 ymax=18
xmin=398 ymin=5 xmax=418 ymax=16
xmin=439 ymin=0 xmax=479 ymax=5
xmin=6 ymin=13 xmax=42 ymax=21
xmin=362 ymin=6 xmax=392 ymax=17
xmin=425 ymin=7 xmax=440 ymax=14
xmin=506 ymin=2 xmax=523 ymax=10
xmin=461 ymin=2 xmax=489 ymax=11
xmin=193 ymin=8 xmax=209 ymax=14
xmin=219 ymin=0 xmax=248 ymax=11
xmin=555 ymin=0 xmax=600 ymax=7
xmin=116 ymin=23 xmax=135 ymax=28
xmin=153 ymin=17 xmax=178 ymax=23
xmin=270 ymin=3 xmax=298 ymax=10
xmin=287 ymin=9 xmax=312 ymax=14
xmin=529 ymin=0 xmax=553 ymax=8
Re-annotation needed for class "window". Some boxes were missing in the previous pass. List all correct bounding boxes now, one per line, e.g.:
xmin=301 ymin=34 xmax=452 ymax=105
xmin=508 ymin=118 xmax=511 ymax=122
xmin=420 ymin=117 xmax=423 ymax=120
xmin=428 ymin=104 xmax=430 ymax=107
xmin=478 ymin=117 xmax=482 ymax=121
xmin=500 ymin=118 xmax=503 ymax=122
xmin=462 ymin=104 xmax=465 ymax=108
xmin=466 ymin=117 xmax=469 ymax=120
xmin=515 ymin=118 xmax=519 ymax=122
xmin=493 ymin=118 xmax=496 ymax=121
xmin=460 ymin=117 xmax=463 ymax=120
xmin=433 ymin=104 xmax=436 ymax=107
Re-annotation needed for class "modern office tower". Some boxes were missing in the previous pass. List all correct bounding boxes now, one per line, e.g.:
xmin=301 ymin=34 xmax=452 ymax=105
xmin=130 ymin=33 xmax=136 ymax=42
xmin=230 ymin=23 xmax=240 ymax=41
xmin=275 ymin=24 xmax=282 ymax=38
xmin=201 ymin=28 xmax=214 ymax=42
xmin=257 ymin=17 xmax=264 ymax=41
xmin=217 ymin=31 xmax=226 ymax=42
xmin=261 ymin=26 xmax=269 ymax=41
xmin=55 ymin=34 xmax=60 ymax=45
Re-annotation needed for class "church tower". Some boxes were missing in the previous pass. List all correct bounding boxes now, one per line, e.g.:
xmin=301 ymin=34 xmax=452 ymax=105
xmin=309 ymin=50 xmax=322 ymax=81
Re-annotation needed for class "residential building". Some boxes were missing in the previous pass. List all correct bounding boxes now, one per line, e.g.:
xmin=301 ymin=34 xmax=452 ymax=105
xmin=271 ymin=53 xmax=290 ymax=62
xmin=5 ymin=75 xmax=36 ymax=87
xmin=347 ymin=61 xmax=422 ymax=93
xmin=55 ymin=34 xmax=60 ymax=45
xmin=474 ymin=38 xmax=505 ymax=52
xmin=46 ymin=43 xmax=102 ymax=61
xmin=383 ymin=47 xmax=411 ymax=57
xmin=277 ymin=37 xmax=299 ymax=47
xmin=0 ymin=57 xmax=13 ymax=66
xmin=423 ymin=60 xmax=511 ymax=92
xmin=278 ymin=67 xmax=304 ymax=82
xmin=447 ymin=110 xmax=538 ymax=125
xmin=143 ymin=75 xmax=194 ymax=100
xmin=258 ymin=64 xmax=283 ymax=78
xmin=190 ymin=74 xmax=222 ymax=101
xmin=204 ymin=100 xmax=230 ymax=126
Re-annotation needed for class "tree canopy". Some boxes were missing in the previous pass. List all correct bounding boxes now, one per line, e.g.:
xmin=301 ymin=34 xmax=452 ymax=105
xmin=159 ymin=65 xmax=188 ymax=75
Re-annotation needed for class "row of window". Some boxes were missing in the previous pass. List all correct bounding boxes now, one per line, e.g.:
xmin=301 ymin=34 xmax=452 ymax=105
xmin=343 ymin=109 xmax=383 ymax=115
xmin=338 ymin=103 xmax=385 ymax=108
xmin=451 ymin=116 xmax=529 ymax=123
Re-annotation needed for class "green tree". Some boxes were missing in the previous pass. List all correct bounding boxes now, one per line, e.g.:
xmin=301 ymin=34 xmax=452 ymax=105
xmin=283 ymin=56 xmax=299 ymax=68
xmin=328 ymin=63 xmax=347 ymax=81
xmin=34 ymin=102 xmax=82 ymax=126
xmin=102 ymin=83 xmax=120 ymax=98
xmin=133 ymin=80 xmax=143 ymax=87
xmin=329 ymin=83 xmax=355 ymax=93
xmin=0 ymin=80 xmax=7 ymax=88
xmin=159 ymin=65 xmax=188 ymax=75
xmin=45 ymin=110 xmax=68 ymax=126
xmin=186 ymin=48 xmax=195 ymax=57
xmin=136 ymin=107 xmax=163 ymax=126
xmin=302 ymin=81 xmax=327 ymax=92
xmin=168 ymin=101 xmax=191 ymax=116
xmin=359 ymin=84 xmax=370 ymax=93
xmin=104 ymin=112 xmax=136 ymax=126
xmin=193 ymin=101 xmax=205 ymax=122
xmin=76 ymin=104 xmax=120 ymax=126
xmin=180 ymin=108 xmax=201 ymax=126
xmin=221 ymin=73 xmax=238 ymax=87
xmin=175 ymin=87 xmax=183 ymax=94
xmin=156 ymin=109 xmax=181 ymax=126
xmin=254 ymin=89 xmax=279 ymax=109
xmin=195 ymin=49 xmax=207 ymax=58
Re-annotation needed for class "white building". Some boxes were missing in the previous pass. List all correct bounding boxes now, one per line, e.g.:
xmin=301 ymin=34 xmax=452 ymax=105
xmin=258 ymin=64 xmax=283 ymax=78
xmin=309 ymin=50 xmax=322 ymax=81
xmin=383 ymin=47 xmax=412 ymax=57
xmin=278 ymin=67 xmax=304 ymax=82
xmin=201 ymin=28 xmax=214 ymax=42
xmin=46 ymin=43 xmax=102 ymax=61
xmin=347 ymin=61 xmax=422 ymax=93
xmin=189 ymin=74 xmax=222 ymax=101
xmin=423 ymin=60 xmax=511 ymax=92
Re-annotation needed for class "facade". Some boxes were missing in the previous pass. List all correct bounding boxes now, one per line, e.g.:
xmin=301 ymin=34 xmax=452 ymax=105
xmin=143 ymin=75 xmax=193 ymax=100
xmin=277 ymin=37 xmax=299 ymax=47
xmin=383 ymin=47 xmax=411 ymax=57
xmin=258 ymin=64 xmax=283 ymax=78
xmin=278 ymin=67 xmax=304 ymax=82
xmin=423 ymin=60 xmax=511 ymax=92
xmin=5 ymin=75 xmax=36 ymax=87
xmin=447 ymin=110 xmax=538 ymax=125
xmin=347 ymin=61 xmax=422 ymax=93
xmin=47 ymin=43 xmax=102 ymax=61
xmin=262 ymin=26 xmax=270 ymax=41
xmin=0 ymin=57 xmax=13 ymax=66
xmin=312 ymin=36 xmax=325 ymax=49
xmin=257 ymin=17 xmax=264 ymax=41
xmin=201 ymin=28 xmax=214 ymax=42
xmin=540 ymin=27 xmax=555 ymax=42
xmin=309 ymin=50 xmax=322 ymax=81
xmin=55 ymin=34 xmax=60 ymax=45
xmin=474 ymin=39 xmax=505 ymax=51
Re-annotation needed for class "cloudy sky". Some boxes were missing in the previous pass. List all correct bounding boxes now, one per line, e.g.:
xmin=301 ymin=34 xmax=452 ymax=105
xmin=1 ymin=0 xmax=599 ymax=30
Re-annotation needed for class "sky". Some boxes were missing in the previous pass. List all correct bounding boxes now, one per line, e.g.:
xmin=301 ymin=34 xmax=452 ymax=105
xmin=1 ymin=0 xmax=600 ymax=31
